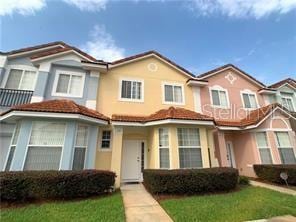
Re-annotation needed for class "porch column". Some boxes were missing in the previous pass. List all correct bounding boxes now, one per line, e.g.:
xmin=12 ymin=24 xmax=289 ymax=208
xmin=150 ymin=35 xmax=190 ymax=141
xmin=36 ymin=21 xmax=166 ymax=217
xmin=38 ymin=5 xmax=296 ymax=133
xmin=217 ymin=131 xmax=228 ymax=167
xmin=60 ymin=122 xmax=76 ymax=170
xmin=10 ymin=120 xmax=32 ymax=170
xmin=207 ymin=129 xmax=219 ymax=167
xmin=85 ymin=125 xmax=99 ymax=169
xmin=170 ymin=127 xmax=179 ymax=169
xmin=111 ymin=126 xmax=123 ymax=188
xmin=200 ymin=128 xmax=210 ymax=168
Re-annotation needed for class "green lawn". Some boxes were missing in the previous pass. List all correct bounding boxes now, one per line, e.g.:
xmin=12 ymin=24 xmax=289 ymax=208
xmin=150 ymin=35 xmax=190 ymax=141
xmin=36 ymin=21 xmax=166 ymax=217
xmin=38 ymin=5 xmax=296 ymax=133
xmin=160 ymin=186 xmax=296 ymax=222
xmin=1 ymin=192 xmax=125 ymax=222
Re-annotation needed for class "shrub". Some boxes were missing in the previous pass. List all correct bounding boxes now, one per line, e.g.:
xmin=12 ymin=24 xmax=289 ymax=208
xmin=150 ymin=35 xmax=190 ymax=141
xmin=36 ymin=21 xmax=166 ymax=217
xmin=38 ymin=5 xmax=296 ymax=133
xmin=238 ymin=176 xmax=250 ymax=185
xmin=0 ymin=170 xmax=115 ymax=202
xmin=143 ymin=167 xmax=238 ymax=194
xmin=253 ymin=164 xmax=296 ymax=185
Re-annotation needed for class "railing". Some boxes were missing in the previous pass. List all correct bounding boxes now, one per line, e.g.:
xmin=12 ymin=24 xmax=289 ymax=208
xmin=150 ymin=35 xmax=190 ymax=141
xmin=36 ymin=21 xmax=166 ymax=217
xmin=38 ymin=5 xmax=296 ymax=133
xmin=0 ymin=88 xmax=33 ymax=107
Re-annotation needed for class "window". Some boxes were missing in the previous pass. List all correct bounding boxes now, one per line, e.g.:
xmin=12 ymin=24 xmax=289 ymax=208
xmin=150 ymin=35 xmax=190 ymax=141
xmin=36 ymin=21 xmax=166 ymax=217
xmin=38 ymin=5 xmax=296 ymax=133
xmin=72 ymin=125 xmax=88 ymax=170
xmin=163 ymin=83 xmax=184 ymax=104
xmin=4 ymin=124 xmax=20 ymax=171
xmin=101 ymin=130 xmax=111 ymax=149
xmin=24 ymin=122 xmax=66 ymax=170
xmin=53 ymin=71 xmax=85 ymax=97
xmin=242 ymin=92 xmax=257 ymax=109
xmin=275 ymin=132 xmax=296 ymax=164
xmin=177 ymin=128 xmax=202 ymax=168
xmin=255 ymin=132 xmax=272 ymax=164
xmin=159 ymin=128 xmax=170 ymax=169
xmin=210 ymin=88 xmax=228 ymax=107
xmin=120 ymin=79 xmax=143 ymax=101
xmin=5 ymin=68 xmax=37 ymax=90
xmin=281 ymin=93 xmax=295 ymax=111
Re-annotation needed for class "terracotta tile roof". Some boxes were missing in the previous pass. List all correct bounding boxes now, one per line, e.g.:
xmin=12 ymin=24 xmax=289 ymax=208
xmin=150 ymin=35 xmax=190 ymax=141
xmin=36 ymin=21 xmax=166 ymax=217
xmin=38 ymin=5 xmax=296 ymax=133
xmin=3 ymin=41 xmax=99 ymax=62
xmin=268 ymin=78 xmax=296 ymax=89
xmin=197 ymin=64 xmax=266 ymax=87
xmin=30 ymin=47 xmax=72 ymax=59
xmin=112 ymin=107 xmax=213 ymax=123
xmin=111 ymin=51 xmax=195 ymax=77
xmin=216 ymin=103 xmax=289 ymax=128
xmin=1 ymin=99 xmax=109 ymax=122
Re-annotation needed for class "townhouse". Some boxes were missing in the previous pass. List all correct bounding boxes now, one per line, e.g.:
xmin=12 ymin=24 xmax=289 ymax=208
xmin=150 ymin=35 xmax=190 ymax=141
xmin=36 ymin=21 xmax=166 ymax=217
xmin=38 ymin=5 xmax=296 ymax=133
xmin=0 ymin=42 xmax=295 ymax=187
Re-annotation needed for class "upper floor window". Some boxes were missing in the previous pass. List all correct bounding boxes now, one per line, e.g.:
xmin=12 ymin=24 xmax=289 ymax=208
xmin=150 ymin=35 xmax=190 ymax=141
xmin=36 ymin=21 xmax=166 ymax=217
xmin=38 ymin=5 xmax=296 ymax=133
xmin=52 ymin=70 xmax=85 ymax=98
xmin=120 ymin=79 xmax=143 ymax=102
xmin=5 ymin=68 xmax=37 ymax=91
xmin=101 ymin=130 xmax=111 ymax=150
xmin=163 ymin=83 xmax=184 ymax=105
xmin=281 ymin=93 xmax=295 ymax=111
xmin=241 ymin=90 xmax=258 ymax=109
xmin=210 ymin=86 xmax=229 ymax=108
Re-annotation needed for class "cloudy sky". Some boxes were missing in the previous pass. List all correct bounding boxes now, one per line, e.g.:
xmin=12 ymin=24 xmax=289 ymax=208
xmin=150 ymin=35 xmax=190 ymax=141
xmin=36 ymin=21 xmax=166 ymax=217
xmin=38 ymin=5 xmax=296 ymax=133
xmin=1 ymin=0 xmax=295 ymax=84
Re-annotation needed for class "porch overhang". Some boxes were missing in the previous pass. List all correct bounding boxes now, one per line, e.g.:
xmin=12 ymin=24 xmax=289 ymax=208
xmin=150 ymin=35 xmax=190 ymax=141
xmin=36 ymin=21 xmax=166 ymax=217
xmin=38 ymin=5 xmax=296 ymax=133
xmin=112 ymin=119 xmax=215 ymax=126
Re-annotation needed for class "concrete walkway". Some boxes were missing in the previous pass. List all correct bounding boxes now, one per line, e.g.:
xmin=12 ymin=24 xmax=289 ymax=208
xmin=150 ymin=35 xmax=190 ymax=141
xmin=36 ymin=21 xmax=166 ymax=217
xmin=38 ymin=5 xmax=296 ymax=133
xmin=121 ymin=183 xmax=173 ymax=222
xmin=250 ymin=180 xmax=296 ymax=196
xmin=247 ymin=215 xmax=296 ymax=222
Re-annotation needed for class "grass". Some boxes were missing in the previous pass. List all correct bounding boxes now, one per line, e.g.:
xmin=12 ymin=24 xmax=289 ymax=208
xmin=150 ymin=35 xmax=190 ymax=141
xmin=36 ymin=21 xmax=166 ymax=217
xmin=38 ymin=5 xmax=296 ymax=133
xmin=0 ymin=192 xmax=125 ymax=222
xmin=160 ymin=186 xmax=296 ymax=222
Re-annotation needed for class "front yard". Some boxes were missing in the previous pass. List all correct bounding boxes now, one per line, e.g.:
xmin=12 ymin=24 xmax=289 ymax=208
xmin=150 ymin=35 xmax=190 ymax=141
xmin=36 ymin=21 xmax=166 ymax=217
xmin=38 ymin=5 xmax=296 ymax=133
xmin=160 ymin=186 xmax=296 ymax=222
xmin=0 ymin=192 xmax=125 ymax=222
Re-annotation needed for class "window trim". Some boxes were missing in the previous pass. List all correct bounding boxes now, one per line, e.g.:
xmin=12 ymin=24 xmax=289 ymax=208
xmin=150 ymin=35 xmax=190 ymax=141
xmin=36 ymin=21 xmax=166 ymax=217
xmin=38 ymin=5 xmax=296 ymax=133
xmin=162 ymin=82 xmax=185 ymax=105
xmin=254 ymin=132 xmax=274 ymax=164
xmin=52 ymin=69 xmax=85 ymax=98
xmin=274 ymin=131 xmax=296 ymax=164
xmin=158 ymin=128 xmax=171 ymax=169
xmin=281 ymin=94 xmax=295 ymax=112
xmin=118 ymin=78 xmax=144 ymax=103
xmin=3 ymin=65 xmax=38 ymax=90
xmin=99 ymin=130 xmax=112 ymax=151
xmin=71 ymin=124 xmax=89 ymax=170
xmin=21 ymin=121 xmax=67 ymax=171
xmin=209 ymin=85 xmax=230 ymax=108
xmin=177 ymin=128 xmax=203 ymax=169
xmin=240 ymin=89 xmax=259 ymax=110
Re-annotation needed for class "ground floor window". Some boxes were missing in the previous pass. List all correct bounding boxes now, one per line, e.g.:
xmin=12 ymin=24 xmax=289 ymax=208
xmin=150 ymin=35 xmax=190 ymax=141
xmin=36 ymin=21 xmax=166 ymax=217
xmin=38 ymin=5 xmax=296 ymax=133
xmin=159 ymin=128 xmax=170 ymax=169
xmin=275 ymin=132 xmax=296 ymax=164
xmin=72 ymin=125 xmax=88 ymax=170
xmin=24 ymin=121 xmax=66 ymax=170
xmin=255 ymin=132 xmax=273 ymax=164
xmin=4 ymin=123 xmax=20 ymax=171
xmin=177 ymin=128 xmax=202 ymax=168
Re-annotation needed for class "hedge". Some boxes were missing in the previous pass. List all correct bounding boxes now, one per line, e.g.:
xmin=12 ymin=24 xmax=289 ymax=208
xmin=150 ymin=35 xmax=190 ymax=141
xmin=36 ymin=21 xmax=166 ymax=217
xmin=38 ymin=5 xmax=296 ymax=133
xmin=0 ymin=170 xmax=115 ymax=202
xmin=143 ymin=167 xmax=238 ymax=194
xmin=253 ymin=164 xmax=296 ymax=185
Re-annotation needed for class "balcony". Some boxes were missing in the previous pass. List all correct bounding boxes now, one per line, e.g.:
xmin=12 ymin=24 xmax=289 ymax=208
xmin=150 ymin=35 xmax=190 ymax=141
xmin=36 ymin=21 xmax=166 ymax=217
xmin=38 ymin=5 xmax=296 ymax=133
xmin=0 ymin=88 xmax=33 ymax=107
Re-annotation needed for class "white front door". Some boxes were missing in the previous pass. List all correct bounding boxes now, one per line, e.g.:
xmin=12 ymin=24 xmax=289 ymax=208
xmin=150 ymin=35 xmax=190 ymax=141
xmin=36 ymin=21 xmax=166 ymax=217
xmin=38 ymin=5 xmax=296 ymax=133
xmin=226 ymin=141 xmax=236 ymax=168
xmin=121 ymin=140 xmax=142 ymax=182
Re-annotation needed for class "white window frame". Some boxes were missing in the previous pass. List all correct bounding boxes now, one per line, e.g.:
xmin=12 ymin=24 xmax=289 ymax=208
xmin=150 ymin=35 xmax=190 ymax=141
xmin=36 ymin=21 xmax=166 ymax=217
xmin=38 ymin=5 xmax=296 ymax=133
xmin=177 ymin=128 xmax=203 ymax=169
xmin=240 ymin=89 xmax=259 ymax=110
xmin=118 ymin=78 xmax=144 ymax=102
xmin=254 ymin=132 xmax=274 ymax=164
xmin=162 ymin=82 xmax=185 ymax=105
xmin=99 ymin=130 xmax=112 ymax=151
xmin=274 ymin=131 xmax=296 ymax=164
xmin=2 ymin=65 xmax=38 ymax=90
xmin=209 ymin=85 xmax=230 ymax=108
xmin=22 ymin=121 xmax=67 ymax=170
xmin=52 ymin=70 xmax=85 ymax=98
xmin=158 ymin=128 xmax=171 ymax=169
xmin=281 ymin=94 xmax=295 ymax=112
xmin=72 ymin=124 xmax=89 ymax=170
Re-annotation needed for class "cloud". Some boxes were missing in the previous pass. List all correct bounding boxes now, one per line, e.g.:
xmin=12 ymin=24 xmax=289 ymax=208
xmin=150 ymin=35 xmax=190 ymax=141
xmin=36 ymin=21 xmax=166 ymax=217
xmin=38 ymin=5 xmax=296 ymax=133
xmin=62 ymin=0 xmax=108 ymax=11
xmin=0 ymin=0 xmax=46 ymax=16
xmin=186 ymin=0 xmax=296 ymax=18
xmin=247 ymin=49 xmax=256 ymax=56
xmin=81 ymin=25 xmax=125 ymax=61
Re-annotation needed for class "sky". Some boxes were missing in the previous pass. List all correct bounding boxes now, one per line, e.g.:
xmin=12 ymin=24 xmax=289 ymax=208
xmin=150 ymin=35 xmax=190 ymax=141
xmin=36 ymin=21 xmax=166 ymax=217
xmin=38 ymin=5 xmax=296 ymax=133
xmin=0 ymin=0 xmax=296 ymax=85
